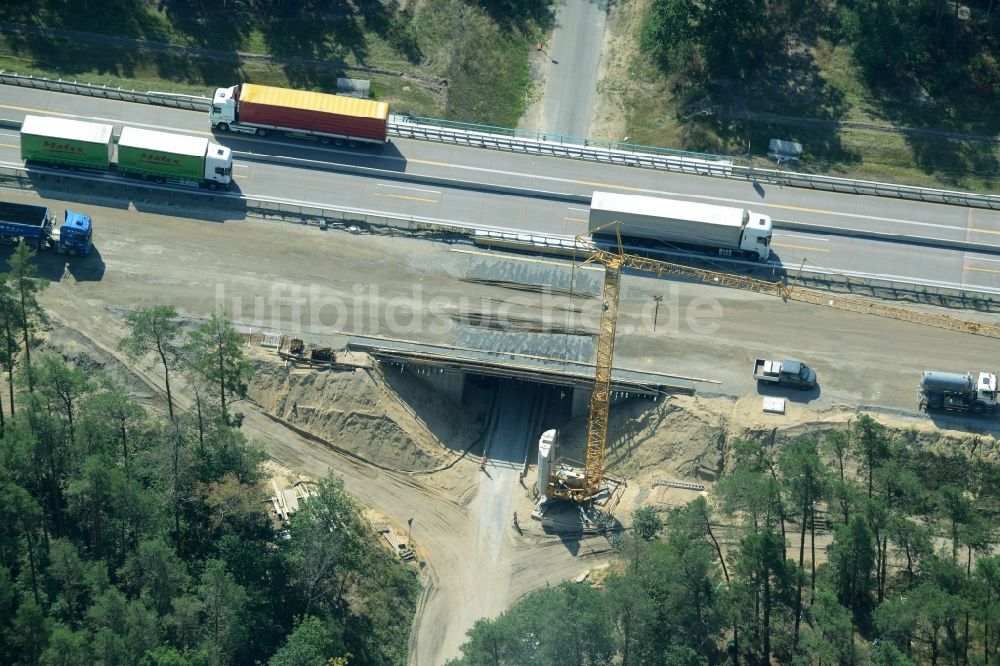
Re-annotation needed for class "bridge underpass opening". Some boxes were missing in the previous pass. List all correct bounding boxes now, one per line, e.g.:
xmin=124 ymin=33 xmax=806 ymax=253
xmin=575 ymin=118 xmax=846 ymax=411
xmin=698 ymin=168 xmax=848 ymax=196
xmin=348 ymin=334 xmax=691 ymax=478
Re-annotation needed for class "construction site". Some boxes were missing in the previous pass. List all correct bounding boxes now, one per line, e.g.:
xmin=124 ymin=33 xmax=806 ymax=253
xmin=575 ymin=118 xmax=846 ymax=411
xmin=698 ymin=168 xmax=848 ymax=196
xmin=29 ymin=192 xmax=1000 ymax=665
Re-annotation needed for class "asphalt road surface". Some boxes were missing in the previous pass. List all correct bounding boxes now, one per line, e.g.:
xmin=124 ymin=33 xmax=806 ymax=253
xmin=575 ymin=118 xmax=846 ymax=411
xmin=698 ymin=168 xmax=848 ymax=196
xmin=537 ymin=0 xmax=608 ymax=137
xmin=23 ymin=190 xmax=1000 ymax=662
xmin=2 ymin=88 xmax=1000 ymax=294
xmin=19 ymin=189 xmax=1000 ymax=429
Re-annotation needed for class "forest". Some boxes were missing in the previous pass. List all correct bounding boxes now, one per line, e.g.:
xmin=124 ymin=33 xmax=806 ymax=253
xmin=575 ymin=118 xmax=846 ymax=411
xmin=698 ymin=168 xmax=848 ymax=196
xmin=642 ymin=0 xmax=1000 ymax=97
xmin=449 ymin=418 xmax=1000 ymax=665
xmin=635 ymin=0 xmax=1000 ymax=187
xmin=0 ymin=243 xmax=418 ymax=665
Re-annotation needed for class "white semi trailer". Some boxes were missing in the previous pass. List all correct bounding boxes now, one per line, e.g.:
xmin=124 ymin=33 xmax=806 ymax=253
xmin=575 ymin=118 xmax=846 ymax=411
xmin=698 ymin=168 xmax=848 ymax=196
xmin=588 ymin=192 xmax=773 ymax=261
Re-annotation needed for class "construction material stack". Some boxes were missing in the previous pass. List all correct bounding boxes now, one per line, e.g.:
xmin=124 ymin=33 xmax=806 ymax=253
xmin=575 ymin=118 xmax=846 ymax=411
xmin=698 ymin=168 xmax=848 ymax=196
xmin=210 ymin=83 xmax=389 ymax=145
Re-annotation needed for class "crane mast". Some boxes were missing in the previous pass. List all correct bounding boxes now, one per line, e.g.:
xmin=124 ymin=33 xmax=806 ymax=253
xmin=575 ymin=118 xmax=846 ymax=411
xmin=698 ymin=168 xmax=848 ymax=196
xmin=545 ymin=225 xmax=1000 ymax=504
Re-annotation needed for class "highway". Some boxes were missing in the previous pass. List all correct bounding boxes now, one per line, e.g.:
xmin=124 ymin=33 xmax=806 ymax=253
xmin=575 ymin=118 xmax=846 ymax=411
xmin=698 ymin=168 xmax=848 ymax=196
xmin=2 ymin=86 xmax=1000 ymax=292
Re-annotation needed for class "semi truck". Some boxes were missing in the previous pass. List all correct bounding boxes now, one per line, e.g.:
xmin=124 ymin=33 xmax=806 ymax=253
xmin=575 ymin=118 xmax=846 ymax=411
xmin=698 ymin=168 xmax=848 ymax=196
xmin=919 ymin=370 xmax=998 ymax=415
xmin=209 ymin=83 xmax=389 ymax=146
xmin=20 ymin=115 xmax=232 ymax=190
xmin=588 ymin=192 xmax=773 ymax=261
xmin=0 ymin=201 xmax=93 ymax=256
xmin=754 ymin=358 xmax=817 ymax=390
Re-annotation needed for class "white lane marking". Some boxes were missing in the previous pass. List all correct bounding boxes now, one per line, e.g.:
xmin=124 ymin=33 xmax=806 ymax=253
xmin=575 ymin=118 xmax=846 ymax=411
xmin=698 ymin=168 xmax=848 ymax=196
xmin=567 ymin=206 xmax=589 ymax=212
xmin=4 ymin=109 xmax=992 ymax=237
xmin=233 ymin=163 xmax=250 ymax=168
xmin=773 ymin=233 xmax=829 ymax=242
xmin=0 ymin=132 xmax=18 ymax=138
xmin=376 ymin=183 xmax=441 ymax=194
xmin=54 ymin=112 xmax=214 ymax=135
xmin=407 ymin=158 xmax=978 ymax=232
xmin=965 ymin=256 xmax=1000 ymax=264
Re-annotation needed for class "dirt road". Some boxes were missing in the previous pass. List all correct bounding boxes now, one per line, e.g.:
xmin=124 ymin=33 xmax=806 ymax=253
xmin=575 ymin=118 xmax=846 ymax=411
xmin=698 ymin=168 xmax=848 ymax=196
xmin=23 ymin=191 xmax=1000 ymax=663
xmin=43 ymin=276 xmax=613 ymax=665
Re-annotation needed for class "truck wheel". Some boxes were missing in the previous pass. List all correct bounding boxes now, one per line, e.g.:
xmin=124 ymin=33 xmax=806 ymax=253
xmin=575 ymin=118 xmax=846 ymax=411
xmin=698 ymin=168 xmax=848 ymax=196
xmin=207 ymin=182 xmax=219 ymax=191
xmin=334 ymin=139 xmax=345 ymax=146
xmin=256 ymin=128 xmax=267 ymax=137
xmin=973 ymin=404 xmax=984 ymax=414
xmin=320 ymin=137 xmax=331 ymax=145
xmin=348 ymin=140 xmax=358 ymax=148
xmin=216 ymin=123 xmax=230 ymax=132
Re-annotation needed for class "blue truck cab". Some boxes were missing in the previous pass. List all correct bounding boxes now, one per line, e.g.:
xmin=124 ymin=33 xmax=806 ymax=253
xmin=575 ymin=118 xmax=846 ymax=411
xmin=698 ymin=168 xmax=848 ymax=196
xmin=0 ymin=201 xmax=94 ymax=257
xmin=50 ymin=211 xmax=93 ymax=256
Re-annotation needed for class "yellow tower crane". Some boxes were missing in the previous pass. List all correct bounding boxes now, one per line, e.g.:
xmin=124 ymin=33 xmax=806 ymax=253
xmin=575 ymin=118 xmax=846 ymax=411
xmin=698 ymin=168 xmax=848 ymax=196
xmin=546 ymin=224 xmax=1000 ymax=503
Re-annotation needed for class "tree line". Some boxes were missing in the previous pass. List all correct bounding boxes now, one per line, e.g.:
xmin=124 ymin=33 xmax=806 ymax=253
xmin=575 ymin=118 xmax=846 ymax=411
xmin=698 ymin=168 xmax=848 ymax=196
xmin=642 ymin=0 xmax=1000 ymax=93
xmin=0 ymin=243 xmax=418 ymax=665
xmin=449 ymin=416 xmax=1000 ymax=665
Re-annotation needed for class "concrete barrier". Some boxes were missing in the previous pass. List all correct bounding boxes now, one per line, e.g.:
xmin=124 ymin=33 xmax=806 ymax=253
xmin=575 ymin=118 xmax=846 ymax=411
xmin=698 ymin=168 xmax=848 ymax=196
xmin=3 ymin=162 xmax=999 ymax=305
xmin=234 ymin=151 xmax=590 ymax=204
xmin=775 ymin=219 xmax=1000 ymax=255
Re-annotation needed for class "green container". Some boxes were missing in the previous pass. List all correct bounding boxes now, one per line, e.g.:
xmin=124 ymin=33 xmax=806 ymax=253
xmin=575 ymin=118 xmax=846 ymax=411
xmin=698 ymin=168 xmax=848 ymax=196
xmin=20 ymin=115 xmax=113 ymax=169
xmin=116 ymin=127 xmax=207 ymax=181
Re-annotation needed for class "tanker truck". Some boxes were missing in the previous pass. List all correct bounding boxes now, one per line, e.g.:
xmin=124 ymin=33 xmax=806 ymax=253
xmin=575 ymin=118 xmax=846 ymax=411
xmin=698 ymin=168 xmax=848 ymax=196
xmin=918 ymin=370 xmax=998 ymax=415
xmin=588 ymin=191 xmax=773 ymax=261
xmin=209 ymin=83 xmax=389 ymax=146
xmin=20 ymin=115 xmax=232 ymax=190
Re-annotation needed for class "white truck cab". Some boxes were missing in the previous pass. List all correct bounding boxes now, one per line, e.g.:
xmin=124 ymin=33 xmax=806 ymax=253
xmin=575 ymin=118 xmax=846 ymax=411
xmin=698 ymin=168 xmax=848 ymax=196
xmin=740 ymin=211 xmax=772 ymax=260
xmin=204 ymin=142 xmax=233 ymax=187
xmin=210 ymin=86 xmax=239 ymax=130
xmin=977 ymin=372 xmax=998 ymax=407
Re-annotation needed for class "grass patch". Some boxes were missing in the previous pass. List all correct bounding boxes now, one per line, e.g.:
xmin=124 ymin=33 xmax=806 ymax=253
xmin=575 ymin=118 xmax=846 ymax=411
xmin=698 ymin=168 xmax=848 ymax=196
xmin=0 ymin=0 xmax=545 ymax=126
xmin=442 ymin=12 xmax=536 ymax=125
xmin=606 ymin=0 xmax=1000 ymax=191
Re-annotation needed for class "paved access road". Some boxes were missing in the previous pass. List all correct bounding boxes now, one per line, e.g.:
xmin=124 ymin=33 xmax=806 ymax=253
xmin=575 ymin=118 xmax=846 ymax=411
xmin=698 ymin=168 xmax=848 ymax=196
xmin=2 ymin=87 xmax=1000 ymax=292
xmin=537 ymin=0 xmax=609 ymax=136
xmin=24 ymin=191 xmax=1000 ymax=661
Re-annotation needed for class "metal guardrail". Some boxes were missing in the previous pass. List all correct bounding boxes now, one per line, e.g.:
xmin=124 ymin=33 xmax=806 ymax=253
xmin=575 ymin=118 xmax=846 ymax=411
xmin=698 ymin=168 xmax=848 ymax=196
xmin=1 ymin=162 xmax=998 ymax=307
xmin=235 ymin=150 xmax=589 ymax=203
xmin=2 ymin=70 xmax=999 ymax=210
xmin=775 ymin=219 xmax=1000 ymax=255
xmin=237 ymin=151 xmax=1000 ymax=255
xmin=389 ymin=117 xmax=735 ymax=176
xmin=471 ymin=229 xmax=1000 ymax=306
xmin=0 ymin=71 xmax=211 ymax=111
xmin=745 ymin=167 xmax=1000 ymax=210
xmin=392 ymin=114 xmax=726 ymax=161
xmin=0 ymin=162 xmax=487 ymax=236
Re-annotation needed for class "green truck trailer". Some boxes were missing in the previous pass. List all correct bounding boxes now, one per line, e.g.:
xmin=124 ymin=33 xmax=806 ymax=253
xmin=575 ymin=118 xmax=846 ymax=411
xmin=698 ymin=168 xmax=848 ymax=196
xmin=20 ymin=115 xmax=113 ymax=170
xmin=116 ymin=127 xmax=232 ymax=188
xmin=20 ymin=115 xmax=233 ymax=189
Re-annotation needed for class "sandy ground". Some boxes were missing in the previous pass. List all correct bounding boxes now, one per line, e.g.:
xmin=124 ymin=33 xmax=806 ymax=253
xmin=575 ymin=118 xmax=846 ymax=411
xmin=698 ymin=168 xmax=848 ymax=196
xmin=21 ymin=191 xmax=1000 ymax=664
xmin=249 ymin=357 xmax=484 ymax=472
xmin=589 ymin=0 xmax=641 ymax=141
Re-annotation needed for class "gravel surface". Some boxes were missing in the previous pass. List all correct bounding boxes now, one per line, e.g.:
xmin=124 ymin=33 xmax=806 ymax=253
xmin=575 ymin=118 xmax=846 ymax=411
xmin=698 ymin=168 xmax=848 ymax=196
xmin=23 ymin=190 xmax=1000 ymax=664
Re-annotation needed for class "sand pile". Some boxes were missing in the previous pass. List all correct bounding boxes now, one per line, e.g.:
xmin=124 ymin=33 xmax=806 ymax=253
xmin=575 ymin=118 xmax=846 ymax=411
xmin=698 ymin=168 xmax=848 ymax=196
xmin=558 ymin=394 xmax=727 ymax=482
xmin=557 ymin=393 xmax=1000 ymax=490
xmin=249 ymin=360 xmax=482 ymax=472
